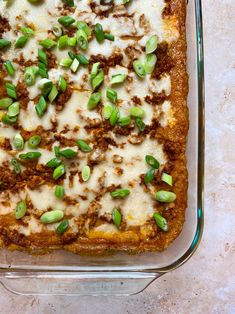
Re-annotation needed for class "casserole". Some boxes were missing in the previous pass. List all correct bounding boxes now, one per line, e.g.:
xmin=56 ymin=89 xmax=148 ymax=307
xmin=0 ymin=0 xmax=204 ymax=295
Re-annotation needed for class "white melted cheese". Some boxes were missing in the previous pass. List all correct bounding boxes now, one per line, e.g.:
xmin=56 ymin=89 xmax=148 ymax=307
xmin=0 ymin=0 xmax=179 ymax=233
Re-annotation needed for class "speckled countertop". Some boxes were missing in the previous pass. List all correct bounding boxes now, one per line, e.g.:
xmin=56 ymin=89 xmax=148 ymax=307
xmin=0 ymin=1 xmax=235 ymax=313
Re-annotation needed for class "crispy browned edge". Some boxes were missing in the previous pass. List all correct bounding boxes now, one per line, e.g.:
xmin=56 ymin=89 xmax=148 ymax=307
xmin=0 ymin=0 xmax=189 ymax=256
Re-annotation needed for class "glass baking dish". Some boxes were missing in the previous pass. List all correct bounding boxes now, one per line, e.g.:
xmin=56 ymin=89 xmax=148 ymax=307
xmin=0 ymin=0 xmax=204 ymax=296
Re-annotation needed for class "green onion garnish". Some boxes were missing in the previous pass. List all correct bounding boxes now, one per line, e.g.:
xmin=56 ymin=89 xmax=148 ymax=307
xmin=11 ymin=157 xmax=21 ymax=174
xmin=59 ymin=75 xmax=67 ymax=92
xmin=58 ymin=35 xmax=68 ymax=49
xmin=76 ymin=29 xmax=88 ymax=50
xmin=35 ymin=96 xmax=47 ymax=117
xmin=161 ymin=173 xmax=173 ymax=186
xmin=87 ymin=92 xmax=102 ymax=110
xmin=56 ymin=219 xmax=69 ymax=235
xmin=104 ymin=33 xmax=115 ymax=41
xmin=67 ymin=37 xmax=77 ymax=47
xmin=59 ymin=148 xmax=77 ymax=159
xmin=110 ymin=73 xmax=126 ymax=85
xmin=118 ymin=116 xmax=131 ymax=126
xmin=39 ymin=38 xmax=57 ymax=49
xmin=77 ymin=139 xmax=92 ymax=152
xmin=91 ymin=69 xmax=105 ymax=90
xmin=53 ymin=164 xmax=65 ymax=180
xmin=155 ymin=191 xmax=176 ymax=203
xmin=135 ymin=117 xmax=146 ymax=132
xmin=59 ymin=58 xmax=72 ymax=67
xmin=19 ymin=151 xmax=42 ymax=160
xmin=81 ymin=165 xmax=91 ymax=182
xmin=146 ymin=35 xmax=158 ymax=54
xmin=76 ymin=21 xmax=91 ymax=36
xmin=8 ymin=102 xmax=20 ymax=117
xmin=15 ymin=35 xmax=28 ymax=48
xmin=3 ymin=60 xmax=15 ymax=77
xmin=0 ymin=38 xmax=11 ymax=49
xmin=110 ymin=189 xmax=130 ymax=198
xmin=24 ymin=66 xmax=38 ymax=86
xmin=94 ymin=23 xmax=105 ymax=43
xmin=58 ymin=16 xmax=75 ymax=27
xmin=48 ymin=85 xmax=58 ymax=103
xmin=0 ymin=97 xmax=13 ymax=109
xmin=46 ymin=157 xmax=62 ymax=168
xmin=28 ymin=135 xmax=41 ymax=148
xmin=144 ymin=168 xmax=155 ymax=184
xmin=133 ymin=60 xmax=146 ymax=78
xmin=52 ymin=25 xmax=63 ymax=37
xmin=102 ymin=103 xmax=113 ymax=120
xmin=112 ymin=208 xmax=122 ymax=228
xmin=55 ymin=185 xmax=64 ymax=199
xmin=106 ymin=88 xmax=117 ymax=103
xmin=21 ymin=27 xmax=34 ymax=37
xmin=70 ymin=58 xmax=80 ymax=72
xmin=153 ymin=212 xmax=168 ymax=231
xmin=40 ymin=210 xmax=64 ymax=224
xmin=13 ymin=133 xmax=24 ymax=151
xmin=145 ymin=54 xmax=157 ymax=74
xmin=109 ymin=106 xmax=119 ymax=126
xmin=130 ymin=106 xmax=145 ymax=118
xmin=15 ymin=200 xmax=27 ymax=219
xmin=145 ymin=155 xmax=160 ymax=169
xmin=6 ymin=83 xmax=17 ymax=99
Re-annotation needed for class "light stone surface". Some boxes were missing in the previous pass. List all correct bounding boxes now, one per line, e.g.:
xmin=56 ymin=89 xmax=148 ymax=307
xmin=0 ymin=1 xmax=235 ymax=313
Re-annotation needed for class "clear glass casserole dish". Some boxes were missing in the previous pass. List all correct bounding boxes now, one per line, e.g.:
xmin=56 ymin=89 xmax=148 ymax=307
xmin=0 ymin=0 xmax=204 ymax=296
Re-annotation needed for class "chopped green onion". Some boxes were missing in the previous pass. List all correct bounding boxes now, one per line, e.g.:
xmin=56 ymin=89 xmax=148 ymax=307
xmin=145 ymin=155 xmax=160 ymax=169
xmin=38 ymin=78 xmax=53 ymax=96
xmin=146 ymin=35 xmax=158 ymax=54
xmin=112 ymin=208 xmax=122 ymax=228
xmin=145 ymin=54 xmax=157 ymax=74
xmin=38 ymin=62 xmax=48 ymax=78
xmin=59 ymin=58 xmax=72 ymax=67
xmin=0 ymin=97 xmax=13 ymax=109
xmin=70 ymin=58 xmax=80 ymax=72
xmin=106 ymin=88 xmax=117 ymax=103
xmin=5 ymin=83 xmax=17 ymax=99
xmin=48 ymin=85 xmax=58 ymax=103
xmin=77 ymin=139 xmax=92 ymax=153
xmin=76 ymin=54 xmax=89 ymax=65
xmin=133 ymin=60 xmax=146 ymax=78
xmin=82 ymin=165 xmax=91 ymax=182
xmin=15 ymin=35 xmax=28 ymax=48
xmin=110 ymin=73 xmax=126 ymax=85
xmin=144 ymin=168 xmax=155 ymax=184
xmin=40 ymin=210 xmax=64 ymax=224
xmin=55 ymin=185 xmax=64 ymax=199
xmin=19 ymin=151 xmax=42 ymax=160
xmin=58 ymin=16 xmax=75 ymax=27
xmin=135 ymin=117 xmax=146 ymax=132
xmin=39 ymin=38 xmax=57 ymax=49
xmin=76 ymin=21 xmax=91 ymax=36
xmin=15 ymin=200 xmax=27 ymax=220
xmin=46 ymin=157 xmax=62 ymax=168
xmin=24 ymin=66 xmax=38 ymax=86
xmin=110 ymin=189 xmax=130 ymax=198
xmin=155 ymin=191 xmax=176 ymax=203
xmin=13 ymin=133 xmax=24 ymax=151
xmin=130 ymin=106 xmax=145 ymax=118
xmin=59 ymin=148 xmax=77 ymax=159
xmin=0 ymin=38 xmax=11 ymax=49
xmin=21 ymin=27 xmax=34 ymax=37
xmin=8 ymin=102 xmax=20 ymax=117
xmin=56 ymin=219 xmax=69 ymax=235
xmin=94 ymin=23 xmax=105 ymax=43
xmin=59 ymin=75 xmax=67 ymax=92
xmin=87 ymin=92 xmax=102 ymax=110
xmin=11 ymin=157 xmax=21 ymax=174
xmin=109 ymin=106 xmax=119 ymax=126
xmin=2 ymin=114 xmax=17 ymax=124
xmin=104 ymin=33 xmax=115 ymax=41
xmin=3 ymin=60 xmax=15 ymax=77
xmin=153 ymin=212 xmax=168 ymax=231
xmin=76 ymin=29 xmax=88 ymax=50
xmin=161 ymin=173 xmax=173 ymax=186
xmin=90 ymin=62 xmax=100 ymax=80
xmin=28 ymin=135 xmax=41 ymax=148
xmin=53 ymin=164 xmax=65 ymax=180
xmin=118 ymin=116 xmax=131 ymax=126
xmin=102 ymin=103 xmax=113 ymax=120
xmin=58 ymin=35 xmax=68 ymax=49
xmin=38 ymin=49 xmax=48 ymax=65
xmin=91 ymin=70 xmax=104 ymax=90
xmin=52 ymin=25 xmax=63 ymax=37
xmin=35 ymin=96 xmax=47 ymax=117
xmin=67 ymin=37 xmax=77 ymax=46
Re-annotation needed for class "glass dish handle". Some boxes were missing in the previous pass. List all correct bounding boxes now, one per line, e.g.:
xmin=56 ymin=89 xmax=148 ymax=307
xmin=0 ymin=272 xmax=161 ymax=296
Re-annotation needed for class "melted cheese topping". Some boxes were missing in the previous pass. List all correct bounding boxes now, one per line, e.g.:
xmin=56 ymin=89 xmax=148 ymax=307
xmin=0 ymin=0 xmax=179 ymax=237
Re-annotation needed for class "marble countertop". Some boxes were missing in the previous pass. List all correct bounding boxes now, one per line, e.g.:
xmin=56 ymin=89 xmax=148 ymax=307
xmin=0 ymin=1 xmax=235 ymax=313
